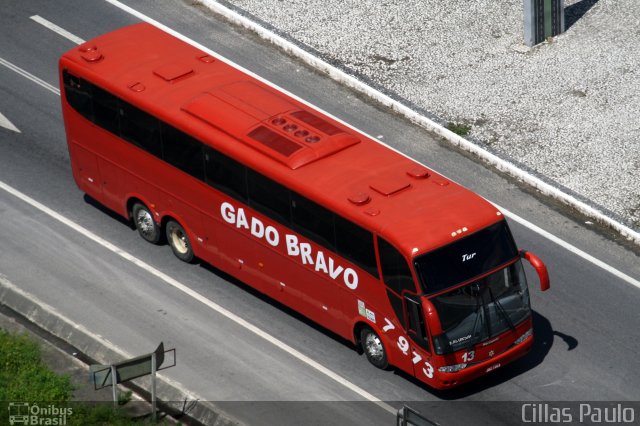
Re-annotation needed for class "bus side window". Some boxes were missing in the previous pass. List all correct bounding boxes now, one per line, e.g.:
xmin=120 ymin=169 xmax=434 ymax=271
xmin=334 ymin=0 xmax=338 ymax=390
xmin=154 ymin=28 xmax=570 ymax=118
xmin=62 ymin=70 xmax=93 ymax=120
xmin=161 ymin=123 xmax=205 ymax=181
xmin=334 ymin=217 xmax=378 ymax=278
xmin=247 ymin=169 xmax=291 ymax=226
xmin=405 ymin=296 xmax=430 ymax=351
xmin=119 ymin=101 xmax=162 ymax=157
xmin=91 ymin=84 xmax=120 ymax=136
xmin=204 ymin=148 xmax=248 ymax=203
xmin=378 ymin=237 xmax=416 ymax=294
xmin=291 ymin=193 xmax=335 ymax=251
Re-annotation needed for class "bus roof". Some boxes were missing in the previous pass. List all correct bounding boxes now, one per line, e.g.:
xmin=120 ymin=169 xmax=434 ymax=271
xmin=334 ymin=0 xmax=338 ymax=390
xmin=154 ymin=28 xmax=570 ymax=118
xmin=59 ymin=23 xmax=503 ymax=256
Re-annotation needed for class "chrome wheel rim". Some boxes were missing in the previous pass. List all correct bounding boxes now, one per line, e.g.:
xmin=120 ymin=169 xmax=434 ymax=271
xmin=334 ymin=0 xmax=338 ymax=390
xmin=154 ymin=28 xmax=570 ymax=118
xmin=135 ymin=209 xmax=155 ymax=238
xmin=169 ymin=226 xmax=189 ymax=255
xmin=364 ymin=333 xmax=384 ymax=363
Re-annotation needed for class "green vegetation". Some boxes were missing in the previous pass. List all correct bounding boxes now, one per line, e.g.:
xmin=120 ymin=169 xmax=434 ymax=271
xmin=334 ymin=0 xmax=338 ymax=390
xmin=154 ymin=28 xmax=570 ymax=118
xmin=446 ymin=122 xmax=472 ymax=136
xmin=0 ymin=330 xmax=73 ymax=402
xmin=0 ymin=329 xmax=156 ymax=425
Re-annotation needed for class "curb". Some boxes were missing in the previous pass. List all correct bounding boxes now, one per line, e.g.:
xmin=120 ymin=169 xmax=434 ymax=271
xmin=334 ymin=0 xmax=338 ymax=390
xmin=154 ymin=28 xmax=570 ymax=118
xmin=200 ymin=0 xmax=640 ymax=247
xmin=0 ymin=275 xmax=242 ymax=426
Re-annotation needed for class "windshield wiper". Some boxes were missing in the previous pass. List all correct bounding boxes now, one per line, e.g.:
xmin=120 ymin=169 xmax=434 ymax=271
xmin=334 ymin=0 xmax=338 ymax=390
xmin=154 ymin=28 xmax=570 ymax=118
xmin=488 ymin=286 xmax=516 ymax=333
xmin=462 ymin=284 xmax=484 ymax=350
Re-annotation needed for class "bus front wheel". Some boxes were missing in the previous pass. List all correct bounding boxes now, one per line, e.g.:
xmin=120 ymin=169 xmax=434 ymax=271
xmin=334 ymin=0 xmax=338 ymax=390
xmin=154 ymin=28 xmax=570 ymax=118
xmin=132 ymin=202 xmax=161 ymax=244
xmin=166 ymin=220 xmax=194 ymax=263
xmin=360 ymin=326 xmax=388 ymax=369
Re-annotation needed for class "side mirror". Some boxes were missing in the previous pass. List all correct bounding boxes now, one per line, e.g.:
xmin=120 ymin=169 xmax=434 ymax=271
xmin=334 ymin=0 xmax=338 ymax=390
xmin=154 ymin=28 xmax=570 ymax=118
xmin=420 ymin=297 xmax=442 ymax=336
xmin=521 ymin=250 xmax=550 ymax=291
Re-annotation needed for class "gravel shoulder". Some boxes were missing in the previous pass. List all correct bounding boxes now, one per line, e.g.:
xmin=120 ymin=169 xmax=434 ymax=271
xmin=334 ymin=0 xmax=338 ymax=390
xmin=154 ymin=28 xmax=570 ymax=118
xmin=217 ymin=0 xmax=640 ymax=232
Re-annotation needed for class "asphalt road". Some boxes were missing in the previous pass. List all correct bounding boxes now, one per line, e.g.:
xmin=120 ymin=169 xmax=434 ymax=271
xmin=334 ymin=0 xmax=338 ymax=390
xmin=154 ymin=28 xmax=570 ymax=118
xmin=1 ymin=1 xmax=639 ymax=425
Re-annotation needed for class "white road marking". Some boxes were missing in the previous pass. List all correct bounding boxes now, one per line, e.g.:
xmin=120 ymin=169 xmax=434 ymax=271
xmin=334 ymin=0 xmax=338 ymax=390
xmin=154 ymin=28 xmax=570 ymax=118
xmin=30 ymin=15 xmax=85 ymax=45
xmin=0 ymin=274 xmax=202 ymax=403
xmin=0 ymin=111 xmax=20 ymax=133
xmin=499 ymin=205 xmax=640 ymax=289
xmin=0 ymin=57 xmax=59 ymax=95
xmin=0 ymin=180 xmax=395 ymax=414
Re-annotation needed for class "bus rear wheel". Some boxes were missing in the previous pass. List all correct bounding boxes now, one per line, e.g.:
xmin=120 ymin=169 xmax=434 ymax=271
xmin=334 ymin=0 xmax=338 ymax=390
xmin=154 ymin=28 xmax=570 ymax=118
xmin=132 ymin=202 xmax=161 ymax=244
xmin=360 ymin=326 xmax=388 ymax=369
xmin=166 ymin=220 xmax=194 ymax=263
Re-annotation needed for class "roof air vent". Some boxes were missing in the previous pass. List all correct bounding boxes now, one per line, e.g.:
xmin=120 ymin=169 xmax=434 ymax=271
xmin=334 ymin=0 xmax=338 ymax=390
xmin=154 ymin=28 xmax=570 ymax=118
xmin=370 ymin=180 xmax=411 ymax=196
xmin=348 ymin=192 xmax=371 ymax=206
xmin=407 ymin=166 xmax=431 ymax=179
xmin=153 ymin=63 xmax=194 ymax=82
xmin=248 ymin=126 xmax=303 ymax=157
xmin=290 ymin=110 xmax=343 ymax=136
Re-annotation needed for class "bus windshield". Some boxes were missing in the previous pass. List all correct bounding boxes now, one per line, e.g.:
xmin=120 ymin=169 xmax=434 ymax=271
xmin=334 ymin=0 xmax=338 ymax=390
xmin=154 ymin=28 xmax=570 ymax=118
xmin=414 ymin=220 xmax=518 ymax=295
xmin=430 ymin=260 xmax=531 ymax=354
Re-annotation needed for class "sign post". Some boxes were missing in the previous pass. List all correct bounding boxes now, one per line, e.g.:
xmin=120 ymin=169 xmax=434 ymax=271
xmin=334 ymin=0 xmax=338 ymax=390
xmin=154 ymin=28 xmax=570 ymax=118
xmin=91 ymin=342 xmax=176 ymax=420
xmin=524 ymin=0 xmax=565 ymax=46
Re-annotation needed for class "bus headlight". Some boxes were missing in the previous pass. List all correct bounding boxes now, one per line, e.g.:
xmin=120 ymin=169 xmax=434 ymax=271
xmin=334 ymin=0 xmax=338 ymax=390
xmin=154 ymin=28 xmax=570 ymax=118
xmin=514 ymin=328 xmax=533 ymax=345
xmin=438 ymin=363 xmax=467 ymax=373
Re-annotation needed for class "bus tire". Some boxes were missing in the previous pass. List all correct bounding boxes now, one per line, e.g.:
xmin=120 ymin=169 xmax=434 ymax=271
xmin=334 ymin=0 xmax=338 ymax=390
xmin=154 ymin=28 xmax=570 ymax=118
xmin=132 ymin=202 xmax=161 ymax=244
xmin=360 ymin=326 xmax=388 ymax=370
xmin=166 ymin=220 xmax=194 ymax=263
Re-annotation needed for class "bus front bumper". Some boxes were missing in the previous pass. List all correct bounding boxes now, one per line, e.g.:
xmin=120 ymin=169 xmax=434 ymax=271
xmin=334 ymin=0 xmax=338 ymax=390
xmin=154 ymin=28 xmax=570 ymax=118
xmin=431 ymin=333 xmax=534 ymax=389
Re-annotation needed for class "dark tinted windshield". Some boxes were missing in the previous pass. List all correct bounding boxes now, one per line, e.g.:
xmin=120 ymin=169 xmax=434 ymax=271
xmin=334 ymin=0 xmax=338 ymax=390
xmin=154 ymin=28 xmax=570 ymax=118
xmin=431 ymin=260 xmax=530 ymax=354
xmin=414 ymin=221 xmax=517 ymax=295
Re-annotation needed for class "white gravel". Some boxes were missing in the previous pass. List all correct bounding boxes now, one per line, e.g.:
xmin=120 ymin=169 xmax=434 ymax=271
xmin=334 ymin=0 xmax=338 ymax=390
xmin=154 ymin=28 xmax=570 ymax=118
xmin=219 ymin=0 xmax=640 ymax=230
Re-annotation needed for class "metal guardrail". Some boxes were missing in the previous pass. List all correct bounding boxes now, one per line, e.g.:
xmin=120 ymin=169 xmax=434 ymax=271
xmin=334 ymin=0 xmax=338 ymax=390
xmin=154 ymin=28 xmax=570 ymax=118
xmin=397 ymin=405 xmax=440 ymax=426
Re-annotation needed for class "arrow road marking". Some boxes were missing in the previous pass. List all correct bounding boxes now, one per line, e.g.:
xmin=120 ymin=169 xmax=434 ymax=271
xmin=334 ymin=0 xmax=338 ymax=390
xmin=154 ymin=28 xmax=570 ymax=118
xmin=0 ymin=111 xmax=20 ymax=133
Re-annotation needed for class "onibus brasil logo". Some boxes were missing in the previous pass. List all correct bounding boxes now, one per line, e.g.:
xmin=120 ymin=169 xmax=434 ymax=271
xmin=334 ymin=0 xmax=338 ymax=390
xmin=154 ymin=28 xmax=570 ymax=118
xmin=8 ymin=402 xmax=73 ymax=425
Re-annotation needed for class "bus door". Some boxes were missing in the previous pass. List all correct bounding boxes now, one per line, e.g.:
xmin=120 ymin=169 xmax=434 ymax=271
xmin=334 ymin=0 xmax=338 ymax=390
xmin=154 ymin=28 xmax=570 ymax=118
xmin=404 ymin=295 xmax=436 ymax=383
xmin=71 ymin=143 xmax=102 ymax=198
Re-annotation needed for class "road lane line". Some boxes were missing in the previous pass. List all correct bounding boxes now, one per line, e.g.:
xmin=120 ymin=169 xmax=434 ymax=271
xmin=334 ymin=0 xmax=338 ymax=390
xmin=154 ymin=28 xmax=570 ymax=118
xmin=0 ymin=180 xmax=396 ymax=413
xmin=499 ymin=205 xmax=640 ymax=289
xmin=30 ymin=15 xmax=85 ymax=45
xmin=0 ymin=57 xmax=59 ymax=95
xmin=101 ymin=0 xmax=640 ymax=290
xmin=0 ymin=274 xmax=203 ymax=404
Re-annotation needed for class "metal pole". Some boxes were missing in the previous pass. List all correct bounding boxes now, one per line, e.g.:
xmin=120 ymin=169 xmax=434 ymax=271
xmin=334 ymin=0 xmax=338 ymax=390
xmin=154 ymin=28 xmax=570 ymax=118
xmin=151 ymin=352 xmax=157 ymax=422
xmin=111 ymin=365 xmax=118 ymax=409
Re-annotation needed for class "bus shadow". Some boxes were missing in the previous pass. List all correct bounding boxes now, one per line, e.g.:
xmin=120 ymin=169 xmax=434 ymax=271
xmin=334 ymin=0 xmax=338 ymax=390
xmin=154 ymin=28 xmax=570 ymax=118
xmin=83 ymin=194 xmax=134 ymax=229
xmin=394 ymin=311 xmax=577 ymax=399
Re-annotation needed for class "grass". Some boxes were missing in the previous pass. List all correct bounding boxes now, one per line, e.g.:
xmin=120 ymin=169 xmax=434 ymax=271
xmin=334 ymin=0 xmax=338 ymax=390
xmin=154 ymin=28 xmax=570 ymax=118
xmin=446 ymin=122 xmax=472 ymax=136
xmin=0 ymin=329 xmax=157 ymax=425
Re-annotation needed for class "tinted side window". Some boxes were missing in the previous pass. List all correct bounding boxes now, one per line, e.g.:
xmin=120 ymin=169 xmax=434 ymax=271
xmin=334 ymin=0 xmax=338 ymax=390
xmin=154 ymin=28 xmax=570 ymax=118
xmin=120 ymin=101 xmax=161 ymax=157
xmin=91 ymin=84 xmax=120 ymax=135
xmin=379 ymin=237 xmax=416 ymax=294
xmin=291 ymin=193 xmax=335 ymax=250
xmin=161 ymin=123 xmax=204 ymax=180
xmin=204 ymin=147 xmax=248 ymax=203
xmin=334 ymin=216 xmax=378 ymax=278
xmin=62 ymin=70 xmax=92 ymax=120
xmin=387 ymin=289 xmax=406 ymax=328
xmin=247 ymin=169 xmax=290 ymax=225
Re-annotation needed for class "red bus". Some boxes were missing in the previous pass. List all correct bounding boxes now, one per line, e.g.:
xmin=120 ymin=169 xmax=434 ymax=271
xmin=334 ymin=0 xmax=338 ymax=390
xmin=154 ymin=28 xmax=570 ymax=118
xmin=59 ymin=23 xmax=549 ymax=389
